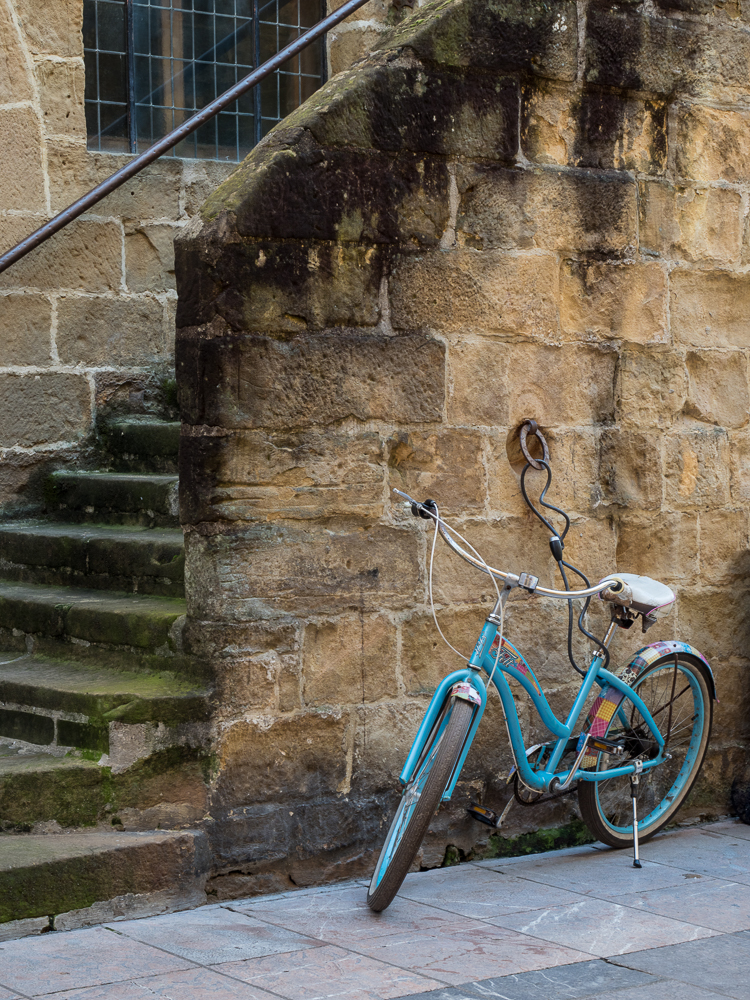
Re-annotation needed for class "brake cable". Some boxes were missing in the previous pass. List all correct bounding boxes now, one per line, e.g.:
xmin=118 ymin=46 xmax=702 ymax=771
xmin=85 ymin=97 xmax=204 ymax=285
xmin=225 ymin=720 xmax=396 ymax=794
xmin=518 ymin=422 xmax=610 ymax=676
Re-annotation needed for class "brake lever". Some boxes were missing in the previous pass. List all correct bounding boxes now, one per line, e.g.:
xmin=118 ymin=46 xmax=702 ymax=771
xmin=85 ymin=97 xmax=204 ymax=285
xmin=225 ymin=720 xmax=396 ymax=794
xmin=392 ymin=488 xmax=437 ymax=520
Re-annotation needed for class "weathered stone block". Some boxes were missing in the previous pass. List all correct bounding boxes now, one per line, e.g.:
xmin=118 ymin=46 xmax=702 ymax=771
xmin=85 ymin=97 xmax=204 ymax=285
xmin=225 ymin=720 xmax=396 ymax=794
xmin=288 ymin=57 xmax=519 ymax=160
xmin=213 ymin=657 xmax=281 ymax=715
xmin=598 ymin=430 xmax=663 ymax=510
xmin=489 ymin=427 xmax=599 ymax=517
xmin=616 ymin=347 xmax=688 ymax=429
xmin=329 ymin=27 xmax=386 ymax=77
xmin=728 ymin=429 xmax=750 ymax=504
xmin=677 ymin=588 xmax=750 ymax=662
xmin=0 ymin=374 xmax=91 ymax=448
xmin=46 ymin=143 xmax=182 ymax=220
xmin=664 ymin=428 xmax=731 ymax=510
xmin=671 ymin=104 xmax=750 ymax=184
xmin=204 ymin=142 xmax=449 ymax=247
xmin=428 ymin=516 xmax=558 ymax=605
xmin=353 ymin=702 xmax=428 ymax=792
xmin=522 ymin=81 xmax=667 ymax=174
xmin=0 ymin=219 xmax=122 ymax=293
xmin=0 ymin=294 xmax=52 ymax=366
xmin=36 ymin=58 xmax=85 ymax=137
xmin=13 ymin=0 xmax=84 ymax=57
xmin=638 ymin=180 xmax=741 ymax=263
xmin=125 ymin=224 xmax=178 ymax=293
xmin=381 ymin=0 xmax=578 ymax=82
xmin=176 ymin=238 xmax=383 ymax=333
xmin=0 ymin=2 xmax=34 ymax=102
xmin=303 ymin=615 xmax=397 ymax=705
xmin=685 ymin=350 xmax=749 ymax=429
xmin=449 ymin=341 xmax=616 ymax=428
xmin=699 ymin=509 xmax=750 ymax=585
xmin=181 ymin=160 xmax=237 ymax=217
xmin=185 ymin=522 xmax=421 ymax=616
xmin=180 ymin=427 xmax=386 ymax=525
xmin=401 ymin=607 xmax=486 ymax=694
xmin=56 ymin=295 xmax=167 ymax=366
xmin=389 ymin=249 xmax=559 ymax=339
xmin=387 ymin=429 xmax=485 ymax=515
xmin=616 ymin=512 xmax=698 ymax=586
xmin=560 ymin=260 xmax=667 ymax=344
xmin=212 ymin=711 xmax=349 ymax=805
xmin=0 ymin=108 xmax=46 ymax=213
xmin=456 ymin=165 xmax=637 ymax=254
xmin=585 ymin=8 xmax=750 ymax=101
xmin=671 ymin=270 xmax=750 ymax=349
xmin=178 ymin=331 xmax=445 ymax=430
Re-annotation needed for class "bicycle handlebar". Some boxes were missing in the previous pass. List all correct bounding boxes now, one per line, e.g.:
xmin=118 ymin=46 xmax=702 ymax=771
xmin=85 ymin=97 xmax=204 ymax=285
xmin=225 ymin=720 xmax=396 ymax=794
xmin=393 ymin=490 xmax=619 ymax=601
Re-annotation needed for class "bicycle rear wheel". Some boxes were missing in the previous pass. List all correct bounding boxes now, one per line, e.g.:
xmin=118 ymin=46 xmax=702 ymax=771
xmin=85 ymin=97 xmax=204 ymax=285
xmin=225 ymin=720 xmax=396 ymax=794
xmin=578 ymin=654 xmax=712 ymax=848
xmin=367 ymin=696 xmax=473 ymax=912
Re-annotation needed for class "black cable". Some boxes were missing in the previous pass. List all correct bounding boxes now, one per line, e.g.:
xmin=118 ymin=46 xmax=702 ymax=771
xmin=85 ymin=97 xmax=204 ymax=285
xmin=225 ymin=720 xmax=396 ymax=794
xmin=519 ymin=459 xmax=610 ymax=676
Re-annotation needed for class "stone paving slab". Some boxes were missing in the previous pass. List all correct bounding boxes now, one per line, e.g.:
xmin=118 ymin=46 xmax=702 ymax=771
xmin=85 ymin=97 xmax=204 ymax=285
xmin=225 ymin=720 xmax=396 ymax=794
xmin=0 ymin=821 xmax=748 ymax=1000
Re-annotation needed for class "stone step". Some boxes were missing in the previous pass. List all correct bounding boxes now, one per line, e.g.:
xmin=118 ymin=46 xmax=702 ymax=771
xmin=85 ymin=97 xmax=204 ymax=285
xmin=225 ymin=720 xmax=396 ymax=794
xmin=45 ymin=472 xmax=179 ymax=527
xmin=0 ymin=522 xmax=184 ymax=597
xmin=0 ymin=581 xmax=186 ymax=656
xmin=0 ymin=747 xmax=109 ymax=831
xmin=100 ymin=419 xmax=180 ymax=474
xmin=0 ymin=828 xmax=208 ymax=934
xmin=0 ymin=654 xmax=209 ymax=754
xmin=0 ymin=738 xmax=209 ymax=834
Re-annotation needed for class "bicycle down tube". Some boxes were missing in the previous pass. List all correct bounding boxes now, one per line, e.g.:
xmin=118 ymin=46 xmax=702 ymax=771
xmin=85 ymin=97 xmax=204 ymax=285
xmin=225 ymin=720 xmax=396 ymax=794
xmin=400 ymin=614 xmax=666 ymax=800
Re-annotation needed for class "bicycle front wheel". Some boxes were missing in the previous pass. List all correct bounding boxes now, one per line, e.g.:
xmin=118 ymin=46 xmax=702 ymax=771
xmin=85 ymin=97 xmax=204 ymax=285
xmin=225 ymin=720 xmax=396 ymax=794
xmin=578 ymin=654 xmax=712 ymax=848
xmin=367 ymin=696 xmax=473 ymax=912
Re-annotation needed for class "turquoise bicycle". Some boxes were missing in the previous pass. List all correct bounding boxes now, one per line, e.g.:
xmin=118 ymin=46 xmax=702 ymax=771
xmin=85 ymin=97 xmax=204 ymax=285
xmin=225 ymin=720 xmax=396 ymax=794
xmin=367 ymin=423 xmax=715 ymax=912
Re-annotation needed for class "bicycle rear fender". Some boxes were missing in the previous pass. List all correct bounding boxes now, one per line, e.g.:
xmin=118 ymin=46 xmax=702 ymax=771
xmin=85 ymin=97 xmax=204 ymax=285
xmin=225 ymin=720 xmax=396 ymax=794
xmin=581 ymin=639 xmax=715 ymax=768
xmin=399 ymin=668 xmax=486 ymax=801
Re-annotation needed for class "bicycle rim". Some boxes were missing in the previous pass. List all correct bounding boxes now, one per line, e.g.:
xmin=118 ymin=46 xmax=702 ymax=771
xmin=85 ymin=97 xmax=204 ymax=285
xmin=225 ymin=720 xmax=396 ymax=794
xmin=579 ymin=656 xmax=712 ymax=846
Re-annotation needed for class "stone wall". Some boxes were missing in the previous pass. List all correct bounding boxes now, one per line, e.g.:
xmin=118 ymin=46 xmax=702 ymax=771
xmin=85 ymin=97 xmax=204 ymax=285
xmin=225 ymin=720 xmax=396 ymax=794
xmin=0 ymin=0 xmax=273 ymax=511
xmin=176 ymin=0 xmax=750 ymax=893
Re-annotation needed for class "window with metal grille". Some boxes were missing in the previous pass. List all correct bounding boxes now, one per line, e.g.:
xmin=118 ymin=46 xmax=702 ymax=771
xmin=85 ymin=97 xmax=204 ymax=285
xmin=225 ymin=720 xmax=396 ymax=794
xmin=83 ymin=0 xmax=325 ymax=161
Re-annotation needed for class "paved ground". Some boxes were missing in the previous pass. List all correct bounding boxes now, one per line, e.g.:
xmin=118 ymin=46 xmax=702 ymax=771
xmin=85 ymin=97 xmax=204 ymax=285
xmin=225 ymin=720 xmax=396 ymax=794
xmin=1 ymin=820 xmax=749 ymax=1000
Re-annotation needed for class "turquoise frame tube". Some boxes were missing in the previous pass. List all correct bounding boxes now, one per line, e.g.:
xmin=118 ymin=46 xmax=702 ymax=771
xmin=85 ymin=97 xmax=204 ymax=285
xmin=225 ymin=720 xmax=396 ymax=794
xmin=399 ymin=618 xmax=667 ymax=797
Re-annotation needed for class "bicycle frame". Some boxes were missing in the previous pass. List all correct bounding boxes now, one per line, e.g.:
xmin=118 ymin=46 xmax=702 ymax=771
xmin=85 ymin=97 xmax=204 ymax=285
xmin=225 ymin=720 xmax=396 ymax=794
xmin=400 ymin=615 xmax=668 ymax=800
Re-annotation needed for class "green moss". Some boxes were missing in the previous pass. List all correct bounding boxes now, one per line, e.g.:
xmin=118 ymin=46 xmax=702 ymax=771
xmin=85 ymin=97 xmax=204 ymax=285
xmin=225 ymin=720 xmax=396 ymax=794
xmin=480 ymin=819 xmax=596 ymax=860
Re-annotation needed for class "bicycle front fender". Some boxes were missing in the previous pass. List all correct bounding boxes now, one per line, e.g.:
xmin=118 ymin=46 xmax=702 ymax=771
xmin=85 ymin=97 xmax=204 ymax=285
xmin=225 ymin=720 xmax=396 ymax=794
xmin=399 ymin=669 xmax=486 ymax=798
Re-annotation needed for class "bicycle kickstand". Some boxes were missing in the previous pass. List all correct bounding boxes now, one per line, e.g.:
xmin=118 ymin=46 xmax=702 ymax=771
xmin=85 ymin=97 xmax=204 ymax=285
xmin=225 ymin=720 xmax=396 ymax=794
xmin=630 ymin=763 xmax=643 ymax=869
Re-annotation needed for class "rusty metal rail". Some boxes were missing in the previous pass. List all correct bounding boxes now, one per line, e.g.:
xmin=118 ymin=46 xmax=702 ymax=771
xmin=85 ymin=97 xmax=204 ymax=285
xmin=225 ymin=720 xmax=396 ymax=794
xmin=0 ymin=0 xmax=372 ymax=276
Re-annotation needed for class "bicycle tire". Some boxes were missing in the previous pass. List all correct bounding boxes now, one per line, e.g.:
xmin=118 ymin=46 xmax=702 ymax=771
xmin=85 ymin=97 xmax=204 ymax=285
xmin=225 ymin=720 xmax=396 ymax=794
xmin=367 ymin=697 xmax=474 ymax=912
xmin=578 ymin=654 xmax=712 ymax=848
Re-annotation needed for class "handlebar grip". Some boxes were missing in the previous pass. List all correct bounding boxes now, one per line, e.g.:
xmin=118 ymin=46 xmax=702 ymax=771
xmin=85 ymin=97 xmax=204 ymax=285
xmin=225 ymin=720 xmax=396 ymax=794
xmin=601 ymin=578 xmax=633 ymax=606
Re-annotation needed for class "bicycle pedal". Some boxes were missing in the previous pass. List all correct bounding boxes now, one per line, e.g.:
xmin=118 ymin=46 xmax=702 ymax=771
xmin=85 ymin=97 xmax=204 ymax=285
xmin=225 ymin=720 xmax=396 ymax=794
xmin=466 ymin=803 xmax=501 ymax=828
xmin=587 ymin=735 xmax=625 ymax=756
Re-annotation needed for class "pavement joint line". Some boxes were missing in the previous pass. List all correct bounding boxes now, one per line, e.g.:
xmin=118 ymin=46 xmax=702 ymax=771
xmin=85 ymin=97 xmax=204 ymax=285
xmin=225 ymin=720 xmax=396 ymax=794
xmin=389 ymin=864 xmax=729 ymax=937
xmin=214 ymin=903 xmax=459 ymax=989
xmin=44 ymin=924 xmax=299 ymax=1000
xmin=397 ymin=959 xmax=672 ymax=1000
xmin=604 ymin=931 xmax=749 ymax=1000
xmin=0 ymin=981 xmax=34 ymax=1000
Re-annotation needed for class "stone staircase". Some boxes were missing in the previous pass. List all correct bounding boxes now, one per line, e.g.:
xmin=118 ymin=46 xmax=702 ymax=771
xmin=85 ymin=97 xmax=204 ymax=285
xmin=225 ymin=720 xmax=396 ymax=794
xmin=0 ymin=416 xmax=212 ymax=935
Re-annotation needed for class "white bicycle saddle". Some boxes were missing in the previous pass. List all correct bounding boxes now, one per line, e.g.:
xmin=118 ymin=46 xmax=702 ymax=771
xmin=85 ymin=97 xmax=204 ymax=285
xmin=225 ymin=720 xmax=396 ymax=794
xmin=601 ymin=573 xmax=676 ymax=618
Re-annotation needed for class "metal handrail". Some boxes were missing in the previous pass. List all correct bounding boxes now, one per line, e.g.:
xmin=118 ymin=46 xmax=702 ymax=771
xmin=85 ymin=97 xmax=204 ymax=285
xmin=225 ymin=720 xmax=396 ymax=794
xmin=0 ymin=0 xmax=373 ymax=276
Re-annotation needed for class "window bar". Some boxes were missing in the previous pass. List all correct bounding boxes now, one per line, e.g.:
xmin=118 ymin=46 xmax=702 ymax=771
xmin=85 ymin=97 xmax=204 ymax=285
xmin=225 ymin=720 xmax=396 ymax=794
xmin=253 ymin=0 xmax=261 ymax=146
xmin=126 ymin=0 xmax=136 ymax=153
